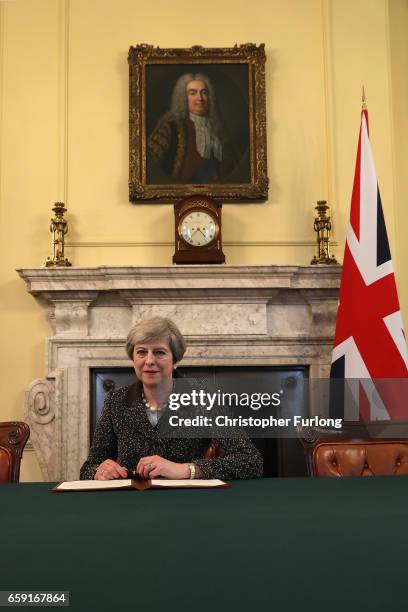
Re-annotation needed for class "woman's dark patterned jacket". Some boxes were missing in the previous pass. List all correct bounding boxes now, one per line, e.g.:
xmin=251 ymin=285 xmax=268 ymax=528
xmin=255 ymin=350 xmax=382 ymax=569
xmin=80 ymin=381 xmax=263 ymax=480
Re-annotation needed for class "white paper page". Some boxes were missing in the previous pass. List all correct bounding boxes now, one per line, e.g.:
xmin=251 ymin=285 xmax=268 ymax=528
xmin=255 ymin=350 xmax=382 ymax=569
xmin=56 ymin=480 xmax=132 ymax=490
xmin=150 ymin=479 xmax=225 ymax=487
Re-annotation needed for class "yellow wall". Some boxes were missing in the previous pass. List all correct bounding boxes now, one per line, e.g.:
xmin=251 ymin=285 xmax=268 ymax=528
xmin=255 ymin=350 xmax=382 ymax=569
xmin=388 ymin=0 xmax=408 ymax=325
xmin=0 ymin=0 xmax=407 ymax=481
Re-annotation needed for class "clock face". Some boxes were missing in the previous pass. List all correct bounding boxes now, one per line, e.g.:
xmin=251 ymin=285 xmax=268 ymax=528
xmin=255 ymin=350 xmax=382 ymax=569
xmin=179 ymin=210 xmax=218 ymax=247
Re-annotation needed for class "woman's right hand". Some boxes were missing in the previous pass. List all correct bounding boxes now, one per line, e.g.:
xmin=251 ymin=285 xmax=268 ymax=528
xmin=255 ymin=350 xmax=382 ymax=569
xmin=94 ymin=460 xmax=128 ymax=480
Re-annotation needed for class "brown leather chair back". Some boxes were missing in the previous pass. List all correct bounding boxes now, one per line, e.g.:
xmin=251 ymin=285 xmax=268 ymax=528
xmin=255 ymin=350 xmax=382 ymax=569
xmin=299 ymin=421 xmax=408 ymax=477
xmin=312 ymin=440 xmax=408 ymax=477
xmin=0 ymin=422 xmax=30 ymax=483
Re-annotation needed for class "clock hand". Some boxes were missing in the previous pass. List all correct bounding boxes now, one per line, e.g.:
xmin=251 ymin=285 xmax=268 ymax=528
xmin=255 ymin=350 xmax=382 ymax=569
xmin=192 ymin=228 xmax=205 ymax=238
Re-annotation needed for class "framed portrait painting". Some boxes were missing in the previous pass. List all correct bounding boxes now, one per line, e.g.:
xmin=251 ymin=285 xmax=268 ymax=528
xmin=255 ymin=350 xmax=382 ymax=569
xmin=128 ymin=43 xmax=268 ymax=203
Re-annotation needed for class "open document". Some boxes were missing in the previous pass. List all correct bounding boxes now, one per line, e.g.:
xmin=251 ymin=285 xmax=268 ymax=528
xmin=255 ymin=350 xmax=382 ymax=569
xmin=53 ymin=479 xmax=228 ymax=492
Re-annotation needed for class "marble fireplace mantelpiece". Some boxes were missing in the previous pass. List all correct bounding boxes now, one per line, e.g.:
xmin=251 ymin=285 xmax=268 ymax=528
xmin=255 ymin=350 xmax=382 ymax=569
xmin=17 ymin=265 xmax=341 ymax=480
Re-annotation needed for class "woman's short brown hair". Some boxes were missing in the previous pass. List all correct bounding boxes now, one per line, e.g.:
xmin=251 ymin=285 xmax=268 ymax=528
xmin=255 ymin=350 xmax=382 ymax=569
xmin=125 ymin=317 xmax=186 ymax=363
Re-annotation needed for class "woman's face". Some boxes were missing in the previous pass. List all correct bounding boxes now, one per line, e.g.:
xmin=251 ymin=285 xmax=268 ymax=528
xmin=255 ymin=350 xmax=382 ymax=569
xmin=132 ymin=337 xmax=175 ymax=388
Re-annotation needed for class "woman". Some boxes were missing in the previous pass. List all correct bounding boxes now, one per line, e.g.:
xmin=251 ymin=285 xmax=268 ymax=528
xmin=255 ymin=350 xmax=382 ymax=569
xmin=80 ymin=317 xmax=263 ymax=480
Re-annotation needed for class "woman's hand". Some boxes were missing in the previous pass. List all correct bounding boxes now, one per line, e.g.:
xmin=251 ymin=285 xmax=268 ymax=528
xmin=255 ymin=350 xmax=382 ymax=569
xmin=95 ymin=460 xmax=128 ymax=480
xmin=136 ymin=455 xmax=190 ymax=480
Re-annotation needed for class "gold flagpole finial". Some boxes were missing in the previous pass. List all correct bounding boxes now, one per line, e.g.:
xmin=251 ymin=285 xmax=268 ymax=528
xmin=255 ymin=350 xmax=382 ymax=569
xmin=362 ymin=85 xmax=367 ymax=109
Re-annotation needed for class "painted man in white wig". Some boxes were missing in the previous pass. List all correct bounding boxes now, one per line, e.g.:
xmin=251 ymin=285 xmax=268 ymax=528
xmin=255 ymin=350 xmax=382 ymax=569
xmin=148 ymin=73 xmax=230 ymax=183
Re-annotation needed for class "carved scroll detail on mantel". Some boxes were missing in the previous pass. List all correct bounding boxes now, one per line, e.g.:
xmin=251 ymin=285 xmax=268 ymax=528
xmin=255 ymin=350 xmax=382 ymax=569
xmin=17 ymin=265 xmax=341 ymax=481
xmin=24 ymin=371 xmax=64 ymax=480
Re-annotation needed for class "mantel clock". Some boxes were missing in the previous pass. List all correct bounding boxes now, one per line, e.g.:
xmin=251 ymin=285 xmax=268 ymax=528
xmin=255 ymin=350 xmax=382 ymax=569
xmin=173 ymin=196 xmax=225 ymax=264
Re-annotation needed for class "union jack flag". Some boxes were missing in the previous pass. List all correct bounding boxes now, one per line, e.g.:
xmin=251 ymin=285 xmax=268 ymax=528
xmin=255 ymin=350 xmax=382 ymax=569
xmin=330 ymin=107 xmax=408 ymax=420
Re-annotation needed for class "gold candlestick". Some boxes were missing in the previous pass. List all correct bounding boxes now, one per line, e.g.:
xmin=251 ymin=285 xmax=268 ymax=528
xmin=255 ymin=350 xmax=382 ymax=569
xmin=311 ymin=200 xmax=338 ymax=265
xmin=44 ymin=202 xmax=72 ymax=267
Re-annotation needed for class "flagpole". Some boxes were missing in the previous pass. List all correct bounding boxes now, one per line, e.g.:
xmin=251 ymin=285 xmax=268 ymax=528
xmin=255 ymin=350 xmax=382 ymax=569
xmin=362 ymin=85 xmax=367 ymax=109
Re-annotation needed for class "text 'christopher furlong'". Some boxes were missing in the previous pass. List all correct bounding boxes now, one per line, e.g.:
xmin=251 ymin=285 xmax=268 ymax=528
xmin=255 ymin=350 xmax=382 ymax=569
xmin=168 ymin=415 xmax=343 ymax=429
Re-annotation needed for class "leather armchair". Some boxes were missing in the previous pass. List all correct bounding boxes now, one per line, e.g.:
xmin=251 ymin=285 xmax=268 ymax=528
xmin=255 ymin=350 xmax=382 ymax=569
xmin=299 ymin=421 xmax=408 ymax=477
xmin=0 ymin=422 xmax=30 ymax=483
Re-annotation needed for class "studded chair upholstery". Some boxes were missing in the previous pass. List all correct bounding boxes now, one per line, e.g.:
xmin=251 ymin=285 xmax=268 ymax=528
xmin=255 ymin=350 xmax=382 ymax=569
xmin=0 ymin=422 xmax=30 ymax=483
xmin=299 ymin=421 xmax=408 ymax=477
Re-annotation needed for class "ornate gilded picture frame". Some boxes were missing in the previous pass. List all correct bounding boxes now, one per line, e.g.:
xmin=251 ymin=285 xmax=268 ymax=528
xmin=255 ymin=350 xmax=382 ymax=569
xmin=128 ymin=43 xmax=268 ymax=203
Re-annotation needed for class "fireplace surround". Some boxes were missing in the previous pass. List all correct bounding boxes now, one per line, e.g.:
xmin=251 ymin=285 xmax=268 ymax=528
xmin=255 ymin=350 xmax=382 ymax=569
xmin=18 ymin=264 xmax=340 ymax=480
